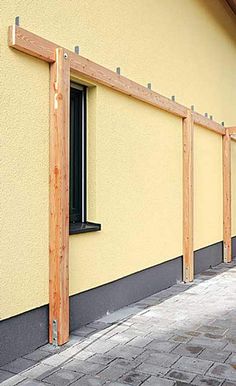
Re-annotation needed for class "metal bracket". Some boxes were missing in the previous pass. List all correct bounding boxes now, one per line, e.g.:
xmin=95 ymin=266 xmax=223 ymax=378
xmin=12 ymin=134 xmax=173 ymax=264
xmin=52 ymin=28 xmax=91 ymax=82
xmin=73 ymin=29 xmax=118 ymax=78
xmin=223 ymin=242 xmax=228 ymax=263
xmin=52 ymin=319 xmax=58 ymax=346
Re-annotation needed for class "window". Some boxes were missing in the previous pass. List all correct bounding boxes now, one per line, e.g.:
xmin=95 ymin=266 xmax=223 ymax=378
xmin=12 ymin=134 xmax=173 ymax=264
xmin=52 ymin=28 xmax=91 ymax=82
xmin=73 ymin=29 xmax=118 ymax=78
xmin=69 ymin=83 xmax=101 ymax=234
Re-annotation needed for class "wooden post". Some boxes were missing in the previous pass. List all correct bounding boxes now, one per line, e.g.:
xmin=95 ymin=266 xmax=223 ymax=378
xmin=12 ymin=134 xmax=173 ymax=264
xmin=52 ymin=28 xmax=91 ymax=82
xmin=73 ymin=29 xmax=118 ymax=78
xmin=49 ymin=47 xmax=70 ymax=345
xmin=223 ymin=128 xmax=232 ymax=263
xmin=183 ymin=110 xmax=194 ymax=282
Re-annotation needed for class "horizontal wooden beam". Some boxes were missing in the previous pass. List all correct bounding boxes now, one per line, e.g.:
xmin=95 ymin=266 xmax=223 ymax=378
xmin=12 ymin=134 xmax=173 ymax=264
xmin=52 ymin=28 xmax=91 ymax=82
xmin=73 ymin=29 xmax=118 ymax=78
xmin=227 ymin=126 xmax=236 ymax=135
xmin=192 ymin=112 xmax=225 ymax=135
xmin=8 ymin=25 xmax=227 ymax=133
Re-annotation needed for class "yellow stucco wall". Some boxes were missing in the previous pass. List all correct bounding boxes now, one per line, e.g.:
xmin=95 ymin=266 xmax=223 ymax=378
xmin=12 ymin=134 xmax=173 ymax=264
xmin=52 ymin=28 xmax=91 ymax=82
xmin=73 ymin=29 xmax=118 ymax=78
xmin=1 ymin=0 xmax=236 ymax=319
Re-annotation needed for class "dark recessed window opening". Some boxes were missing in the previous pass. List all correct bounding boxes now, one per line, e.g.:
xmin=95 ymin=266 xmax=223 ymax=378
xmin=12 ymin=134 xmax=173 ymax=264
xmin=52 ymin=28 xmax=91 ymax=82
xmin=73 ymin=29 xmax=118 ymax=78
xmin=69 ymin=83 xmax=101 ymax=234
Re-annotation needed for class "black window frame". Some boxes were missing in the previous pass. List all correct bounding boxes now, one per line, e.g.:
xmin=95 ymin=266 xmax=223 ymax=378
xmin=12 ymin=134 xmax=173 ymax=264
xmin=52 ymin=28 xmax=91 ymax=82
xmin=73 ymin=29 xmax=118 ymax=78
xmin=69 ymin=83 xmax=101 ymax=235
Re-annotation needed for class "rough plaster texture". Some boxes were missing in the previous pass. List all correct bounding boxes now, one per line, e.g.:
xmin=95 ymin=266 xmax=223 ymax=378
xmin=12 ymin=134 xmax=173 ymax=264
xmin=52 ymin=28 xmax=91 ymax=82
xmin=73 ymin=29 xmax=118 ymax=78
xmin=1 ymin=0 xmax=236 ymax=319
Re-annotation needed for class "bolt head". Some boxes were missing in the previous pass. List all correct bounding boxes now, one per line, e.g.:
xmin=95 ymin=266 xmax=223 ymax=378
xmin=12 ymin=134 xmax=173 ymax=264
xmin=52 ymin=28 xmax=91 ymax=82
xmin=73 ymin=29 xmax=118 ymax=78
xmin=64 ymin=52 xmax=68 ymax=60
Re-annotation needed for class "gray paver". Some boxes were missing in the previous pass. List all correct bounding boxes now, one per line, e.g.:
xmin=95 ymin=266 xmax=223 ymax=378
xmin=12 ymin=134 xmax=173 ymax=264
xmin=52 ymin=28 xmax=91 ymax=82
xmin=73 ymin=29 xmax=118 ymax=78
xmin=171 ymin=343 xmax=203 ymax=357
xmin=62 ymin=359 xmax=106 ymax=375
xmin=17 ymin=380 xmax=45 ymax=385
xmin=142 ymin=376 xmax=175 ymax=385
xmin=199 ymin=349 xmax=231 ymax=363
xmin=226 ymin=353 xmax=236 ymax=365
xmin=0 ymin=358 xmax=35 ymax=374
xmin=136 ymin=362 xmax=169 ymax=376
xmin=192 ymin=375 xmax=222 ymax=386
xmin=172 ymin=356 xmax=213 ymax=375
xmin=97 ymin=365 xmax=128 ymax=382
xmin=0 ymin=370 xmax=14 ymax=383
xmin=145 ymin=340 xmax=178 ymax=353
xmin=42 ymin=369 xmax=83 ymax=385
xmin=166 ymin=369 xmax=196 ymax=382
xmin=23 ymin=349 xmax=51 ymax=362
xmin=70 ymin=375 xmax=103 ymax=385
xmin=106 ymin=345 xmax=143 ymax=360
xmin=118 ymin=370 xmax=149 ymax=385
xmin=20 ymin=363 xmax=56 ymax=379
xmin=141 ymin=351 xmax=180 ymax=367
xmin=206 ymin=363 xmax=236 ymax=381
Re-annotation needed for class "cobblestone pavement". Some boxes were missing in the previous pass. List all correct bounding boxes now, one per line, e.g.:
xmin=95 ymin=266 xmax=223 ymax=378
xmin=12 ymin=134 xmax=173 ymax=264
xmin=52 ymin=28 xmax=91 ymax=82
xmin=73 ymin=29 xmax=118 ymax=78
xmin=1 ymin=260 xmax=236 ymax=386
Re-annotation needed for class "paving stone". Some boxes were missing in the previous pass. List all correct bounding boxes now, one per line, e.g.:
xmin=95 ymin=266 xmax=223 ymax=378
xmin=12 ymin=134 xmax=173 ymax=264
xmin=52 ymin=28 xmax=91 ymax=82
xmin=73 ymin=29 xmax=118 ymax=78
xmin=222 ymin=381 xmax=236 ymax=386
xmin=140 ymin=351 xmax=180 ymax=367
xmin=166 ymin=369 xmax=196 ymax=382
xmin=106 ymin=345 xmax=144 ymax=360
xmin=23 ymin=349 xmax=52 ymax=362
xmin=73 ymin=350 xmax=95 ymax=360
xmin=136 ymin=362 xmax=169 ymax=376
xmin=0 ymin=374 xmax=27 ymax=386
xmin=62 ymin=359 xmax=106 ymax=375
xmin=0 ymin=370 xmax=14 ymax=382
xmin=98 ymin=306 xmax=141 ymax=323
xmin=109 ymin=358 xmax=141 ymax=371
xmin=39 ymin=344 xmax=64 ymax=353
xmin=41 ymin=354 xmax=68 ymax=367
xmin=226 ymin=353 xmax=236 ymax=365
xmin=43 ymin=369 xmax=83 ymax=385
xmin=118 ymin=370 xmax=149 ymax=385
xmin=88 ymin=340 xmax=119 ymax=354
xmin=1 ymin=358 xmax=35 ymax=374
xmin=127 ymin=336 xmax=153 ymax=348
xmin=145 ymin=340 xmax=178 ymax=353
xmin=71 ymin=326 xmax=97 ymax=337
xmin=17 ymin=380 xmax=45 ymax=385
xmin=70 ymin=375 xmax=104 ymax=385
xmin=170 ymin=335 xmax=191 ymax=343
xmin=97 ymin=365 xmax=128 ymax=382
xmin=105 ymin=383 xmax=132 ymax=386
xmin=224 ymin=343 xmax=236 ymax=352
xmin=172 ymin=356 xmax=213 ymax=375
xmin=199 ymin=349 xmax=231 ymax=363
xmin=206 ymin=363 xmax=236 ymax=381
xmin=189 ymin=337 xmax=227 ymax=350
xmin=192 ymin=375 xmax=222 ymax=386
xmin=141 ymin=376 xmax=175 ymax=386
xmin=21 ymin=363 xmax=56 ymax=380
xmin=87 ymin=354 xmax=115 ymax=365
xmin=171 ymin=343 xmax=203 ymax=357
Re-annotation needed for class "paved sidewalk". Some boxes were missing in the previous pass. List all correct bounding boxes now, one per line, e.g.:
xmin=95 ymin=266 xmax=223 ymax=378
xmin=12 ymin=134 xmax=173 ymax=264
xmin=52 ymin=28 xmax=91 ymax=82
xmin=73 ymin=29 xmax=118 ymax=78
xmin=1 ymin=260 xmax=236 ymax=386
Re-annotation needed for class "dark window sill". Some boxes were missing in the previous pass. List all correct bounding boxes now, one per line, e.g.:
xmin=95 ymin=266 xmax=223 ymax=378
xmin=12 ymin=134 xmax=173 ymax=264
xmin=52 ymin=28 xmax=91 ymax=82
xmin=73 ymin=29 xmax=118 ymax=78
xmin=69 ymin=221 xmax=101 ymax=235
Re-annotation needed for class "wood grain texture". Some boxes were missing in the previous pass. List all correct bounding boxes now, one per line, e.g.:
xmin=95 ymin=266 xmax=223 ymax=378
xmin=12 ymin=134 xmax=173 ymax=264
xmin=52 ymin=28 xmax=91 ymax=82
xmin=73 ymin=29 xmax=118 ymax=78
xmin=192 ymin=112 xmax=225 ymax=135
xmin=49 ymin=47 xmax=70 ymax=345
xmin=183 ymin=111 xmax=194 ymax=282
xmin=223 ymin=128 xmax=232 ymax=263
xmin=8 ymin=25 xmax=227 ymax=131
xmin=225 ymin=0 xmax=236 ymax=14
xmin=227 ymin=126 xmax=236 ymax=135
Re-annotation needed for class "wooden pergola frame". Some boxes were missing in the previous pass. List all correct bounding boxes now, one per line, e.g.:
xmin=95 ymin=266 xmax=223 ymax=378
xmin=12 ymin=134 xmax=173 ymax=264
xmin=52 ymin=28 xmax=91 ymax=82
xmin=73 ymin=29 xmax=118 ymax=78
xmin=8 ymin=24 xmax=234 ymax=346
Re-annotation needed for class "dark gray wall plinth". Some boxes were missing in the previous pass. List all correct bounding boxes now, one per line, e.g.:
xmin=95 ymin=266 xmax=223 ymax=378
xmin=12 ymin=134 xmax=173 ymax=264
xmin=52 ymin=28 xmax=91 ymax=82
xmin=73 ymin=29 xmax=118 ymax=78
xmin=194 ymin=241 xmax=223 ymax=275
xmin=69 ymin=256 xmax=182 ymax=330
xmin=0 ymin=306 xmax=48 ymax=366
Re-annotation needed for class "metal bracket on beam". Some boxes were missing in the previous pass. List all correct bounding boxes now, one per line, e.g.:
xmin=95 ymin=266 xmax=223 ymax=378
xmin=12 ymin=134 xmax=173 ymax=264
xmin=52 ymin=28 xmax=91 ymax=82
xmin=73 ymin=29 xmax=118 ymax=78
xmin=15 ymin=16 xmax=20 ymax=26
xmin=52 ymin=319 xmax=58 ymax=346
